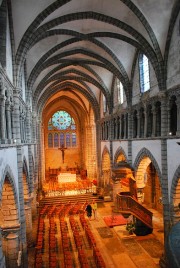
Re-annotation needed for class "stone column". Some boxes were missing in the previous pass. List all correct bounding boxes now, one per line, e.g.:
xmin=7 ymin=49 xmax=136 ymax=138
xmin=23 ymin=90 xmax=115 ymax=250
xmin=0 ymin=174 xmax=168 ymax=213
xmin=20 ymin=112 xmax=23 ymax=143
xmin=2 ymin=226 xmax=20 ymax=268
xmin=128 ymin=110 xmax=133 ymax=139
xmin=86 ymin=124 xmax=97 ymax=179
xmin=152 ymin=104 xmax=156 ymax=137
xmin=26 ymin=107 xmax=31 ymax=143
xmin=119 ymin=116 xmax=122 ymax=140
xmin=12 ymin=89 xmax=21 ymax=143
xmin=32 ymin=112 xmax=37 ymax=143
xmin=137 ymin=110 xmax=140 ymax=138
xmin=5 ymin=95 xmax=12 ymax=142
xmin=24 ymin=197 xmax=33 ymax=246
xmin=95 ymin=120 xmax=101 ymax=184
xmin=176 ymin=94 xmax=180 ymax=135
xmin=161 ymin=138 xmax=171 ymax=267
xmin=36 ymin=119 xmax=42 ymax=189
xmin=124 ymin=114 xmax=127 ymax=139
xmin=22 ymin=113 xmax=25 ymax=143
xmin=6 ymin=233 xmax=19 ymax=267
xmin=160 ymin=94 xmax=168 ymax=136
xmin=114 ymin=117 xmax=118 ymax=140
xmin=144 ymin=105 xmax=147 ymax=137
xmin=117 ymin=116 xmax=121 ymax=140
xmin=16 ymin=146 xmax=28 ymax=267
xmin=0 ymin=94 xmax=6 ymax=142
xmin=41 ymin=124 xmax=45 ymax=183
xmin=0 ymin=228 xmax=5 ymax=268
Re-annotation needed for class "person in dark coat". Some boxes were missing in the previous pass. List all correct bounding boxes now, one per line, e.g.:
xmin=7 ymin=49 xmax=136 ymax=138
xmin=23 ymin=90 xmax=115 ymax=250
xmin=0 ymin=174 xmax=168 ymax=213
xmin=85 ymin=202 xmax=92 ymax=220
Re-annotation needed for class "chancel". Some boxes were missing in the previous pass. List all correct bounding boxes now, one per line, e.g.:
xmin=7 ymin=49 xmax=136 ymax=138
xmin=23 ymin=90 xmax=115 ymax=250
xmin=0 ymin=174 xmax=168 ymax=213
xmin=0 ymin=1 xmax=180 ymax=268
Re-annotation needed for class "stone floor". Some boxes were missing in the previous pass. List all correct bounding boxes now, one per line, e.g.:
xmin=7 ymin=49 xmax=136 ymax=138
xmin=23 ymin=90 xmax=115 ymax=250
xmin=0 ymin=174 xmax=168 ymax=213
xmin=28 ymin=201 xmax=164 ymax=268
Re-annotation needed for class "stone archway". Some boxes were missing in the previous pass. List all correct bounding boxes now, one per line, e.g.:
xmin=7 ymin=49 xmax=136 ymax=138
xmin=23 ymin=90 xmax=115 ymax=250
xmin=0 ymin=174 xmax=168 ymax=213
xmin=134 ymin=149 xmax=162 ymax=213
xmin=170 ymin=165 xmax=180 ymax=225
xmin=114 ymin=147 xmax=128 ymax=164
xmin=0 ymin=167 xmax=20 ymax=268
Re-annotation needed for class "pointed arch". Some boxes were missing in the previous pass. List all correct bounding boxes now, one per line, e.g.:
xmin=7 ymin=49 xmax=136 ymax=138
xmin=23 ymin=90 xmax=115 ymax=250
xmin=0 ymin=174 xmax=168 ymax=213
xmin=0 ymin=165 xmax=20 ymax=227
xmin=101 ymin=146 xmax=110 ymax=164
xmin=133 ymin=147 xmax=162 ymax=186
xmin=0 ymin=165 xmax=18 ymax=206
xmin=170 ymin=165 xmax=180 ymax=224
xmin=133 ymin=148 xmax=163 ymax=211
xmin=114 ymin=147 xmax=128 ymax=164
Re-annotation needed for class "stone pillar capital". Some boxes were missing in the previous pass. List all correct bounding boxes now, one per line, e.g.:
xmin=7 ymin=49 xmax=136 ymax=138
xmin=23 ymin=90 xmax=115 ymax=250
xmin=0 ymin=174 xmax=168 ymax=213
xmin=1 ymin=223 xmax=20 ymax=235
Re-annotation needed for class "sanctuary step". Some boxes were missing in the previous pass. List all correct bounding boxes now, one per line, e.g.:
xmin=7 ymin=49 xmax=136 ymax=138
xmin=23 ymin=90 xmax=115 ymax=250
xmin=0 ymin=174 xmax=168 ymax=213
xmin=39 ymin=193 xmax=102 ymax=207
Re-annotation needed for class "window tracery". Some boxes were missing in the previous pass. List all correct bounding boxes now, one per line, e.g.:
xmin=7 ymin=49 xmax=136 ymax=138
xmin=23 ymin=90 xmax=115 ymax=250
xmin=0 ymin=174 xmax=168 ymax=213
xmin=48 ymin=111 xmax=77 ymax=148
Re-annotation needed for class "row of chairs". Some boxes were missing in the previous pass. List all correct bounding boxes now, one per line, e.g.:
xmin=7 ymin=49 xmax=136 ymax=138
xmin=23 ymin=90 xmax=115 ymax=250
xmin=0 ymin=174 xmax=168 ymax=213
xmin=69 ymin=216 xmax=83 ymax=250
xmin=35 ymin=208 xmax=105 ymax=267
xmin=39 ymin=201 xmax=89 ymax=218
xmin=59 ymin=217 xmax=74 ymax=267
xmin=80 ymin=214 xmax=106 ymax=268
xmin=49 ymin=218 xmax=58 ymax=268
xmin=34 ymin=217 xmax=45 ymax=267
xmin=69 ymin=215 xmax=90 ymax=267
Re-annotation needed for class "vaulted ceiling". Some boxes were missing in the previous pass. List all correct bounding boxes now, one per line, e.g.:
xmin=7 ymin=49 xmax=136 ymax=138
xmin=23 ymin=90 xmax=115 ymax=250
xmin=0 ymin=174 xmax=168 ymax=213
xmin=10 ymin=0 xmax=179 ymax=121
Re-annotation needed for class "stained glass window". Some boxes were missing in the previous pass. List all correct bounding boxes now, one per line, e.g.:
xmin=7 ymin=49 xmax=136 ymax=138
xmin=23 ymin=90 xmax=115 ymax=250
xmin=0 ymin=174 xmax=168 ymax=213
xmin=66 ymin=133 xmax=71 ymax=147
xmin=48 ymin=111 xmax=72 ymax=130
xmin=48 ymin=133 xmax=53 ymax=147
xmin=72 ymin=133 xmax=76 ymax=147
xmin=71 ymin=118 xmax=76 ymax=130
xmin=60 ymin=133 xmax=65 ymax=147
xmin=54 ymin=133 xmax=59 ymax=147
xmin=48 ymin=110 xmax=77 ymax=148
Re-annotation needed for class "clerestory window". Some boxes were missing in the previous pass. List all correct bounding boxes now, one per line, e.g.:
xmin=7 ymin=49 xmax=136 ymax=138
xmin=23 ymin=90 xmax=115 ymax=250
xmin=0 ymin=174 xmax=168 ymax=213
xmin=139 ymin=54 xmax=150 ymax=93
xmin=116 ymin=79 xmax=124 ymax=104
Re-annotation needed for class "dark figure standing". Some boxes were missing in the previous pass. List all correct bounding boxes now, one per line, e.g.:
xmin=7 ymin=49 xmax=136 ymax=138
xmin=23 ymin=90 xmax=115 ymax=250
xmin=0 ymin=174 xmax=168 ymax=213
xmin=85 ymin=202 xmax=92 ymax=220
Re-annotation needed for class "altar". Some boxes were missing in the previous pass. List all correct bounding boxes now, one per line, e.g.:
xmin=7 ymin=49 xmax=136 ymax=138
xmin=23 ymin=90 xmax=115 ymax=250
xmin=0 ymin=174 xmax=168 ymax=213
xmin=58 ymin=173 xmax=76 ymax=183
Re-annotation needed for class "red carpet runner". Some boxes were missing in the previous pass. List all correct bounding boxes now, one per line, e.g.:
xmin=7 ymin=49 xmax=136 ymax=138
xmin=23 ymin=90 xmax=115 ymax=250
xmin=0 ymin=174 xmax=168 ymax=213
xmin=103 ymin=215 xmax=127 ymax=228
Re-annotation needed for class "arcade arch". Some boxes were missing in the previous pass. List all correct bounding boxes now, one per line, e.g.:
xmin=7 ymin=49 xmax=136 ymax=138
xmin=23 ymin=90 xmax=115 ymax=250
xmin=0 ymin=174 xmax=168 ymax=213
xmin=134 ymin=151 xmax=162 ymax=213
xmin=170 ymin=165 xmax=180 ymax=224
xmin=114 ymin=147 xmax=127 ymax=163
xmin=0 ymin=168 xmax=20 ymax=268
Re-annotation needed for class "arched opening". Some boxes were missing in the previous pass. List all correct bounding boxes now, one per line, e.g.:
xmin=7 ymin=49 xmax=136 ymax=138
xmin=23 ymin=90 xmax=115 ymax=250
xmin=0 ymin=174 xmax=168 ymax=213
xmin=172 ymin=177 xmax=180 ymax=223
xmin=0 ymin=177 xmax=19 ymax=228
xmin=136 ymin=157 xmax=162 ymax=213
xmin=116 ymin=153 xmax=126 ymax=163
xmin=0 ymin=176 xmax=20 ymax=267
xmin=143 ymin=163 xmax=162 ymax=212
